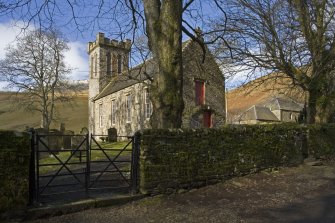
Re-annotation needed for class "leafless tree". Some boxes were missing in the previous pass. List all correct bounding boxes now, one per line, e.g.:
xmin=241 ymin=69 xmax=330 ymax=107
xmin=0 ymin=0 xmax=228 ymax=128
xmin=212 ymin=0 xmax=335 ymax=123
xmin=0 ymin=29 xmax=73 ymax=130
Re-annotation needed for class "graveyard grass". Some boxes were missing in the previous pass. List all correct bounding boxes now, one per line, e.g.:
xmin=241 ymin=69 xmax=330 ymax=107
xmin=38 ymin=141 xmax=130 ymax=174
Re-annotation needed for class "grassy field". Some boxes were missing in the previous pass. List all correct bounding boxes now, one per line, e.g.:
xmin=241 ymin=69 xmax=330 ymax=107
xmin=0 ymin=92 xmax=88 ymax=133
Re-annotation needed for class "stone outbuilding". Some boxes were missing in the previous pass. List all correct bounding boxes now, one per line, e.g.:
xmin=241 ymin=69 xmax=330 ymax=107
xmin=234 ymin=97 xmax=303 ymax=124
xmin=88 ymin=33 xmax=226 ymax=136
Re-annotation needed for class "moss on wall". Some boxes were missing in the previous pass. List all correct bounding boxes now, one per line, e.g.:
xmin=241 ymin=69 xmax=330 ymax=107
xmin=0 ymin=130 xmax=30 ymax=214
xmin=139 ymin=124 xmax=307 ymax=194
xmin=308 ymin=124 xmax=335 ymax=158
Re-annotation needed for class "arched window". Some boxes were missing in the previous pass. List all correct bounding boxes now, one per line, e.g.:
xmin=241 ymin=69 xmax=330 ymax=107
xmin=90 ymin=56 xmax=94 ymax=77
xmin=106 ymin=52 xmax=111 ymax=76
xmin=94 ymin=54 xmax=98 ymax=77
xmin=117 ymin=54 xmax=122 ymax=74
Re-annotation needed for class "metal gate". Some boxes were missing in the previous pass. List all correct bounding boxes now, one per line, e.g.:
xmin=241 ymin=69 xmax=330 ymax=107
xmin=29 ymin=131 xmax=140 ymax=204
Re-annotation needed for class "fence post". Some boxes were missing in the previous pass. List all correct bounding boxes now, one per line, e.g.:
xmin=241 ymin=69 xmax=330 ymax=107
xmin=131 ymin=131 xmax=141 ymax=195
xmin=85 ymin=133 xmax=90 ymax=196
xmin=28 ymin=129 xmax=36 ymax=205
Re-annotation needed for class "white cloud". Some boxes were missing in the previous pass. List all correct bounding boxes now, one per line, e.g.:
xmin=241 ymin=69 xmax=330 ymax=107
xmin=0 ymin=21 xmax=89 ymax=91
xmin=64 ymin=41 xmax=89 ymax=80
xmin=0 ymin=20 xmax=33 ymax=59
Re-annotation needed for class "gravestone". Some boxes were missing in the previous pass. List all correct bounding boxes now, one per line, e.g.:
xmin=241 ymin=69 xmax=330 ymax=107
xmin=108 ymin=127 xmax=117 ymax=142
xmin=63 ymin=130 xmax=74 ymax=150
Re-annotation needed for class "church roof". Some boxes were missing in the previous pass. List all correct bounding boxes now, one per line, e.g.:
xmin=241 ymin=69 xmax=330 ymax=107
xmin=94 ymin=59 xmax=156 ymax=100
xmin=93 ymin=40 xmax=193 ymax=101
xmin=238 ymin=105 xmax=279 ymax=122
xmin=263 ymin=97 xmax=303 ymax=112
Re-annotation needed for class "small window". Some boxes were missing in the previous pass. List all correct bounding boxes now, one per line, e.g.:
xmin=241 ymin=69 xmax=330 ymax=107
xmin=111 ymin=99 xmax=116 ymax=125
xmin=99 ymin=103 xmax=103 ymax=127
xmin=203 ymin=111 xmax=213 ymax=128
xmin=290 ymin=113 xmax=294 ymax=120
xmin=106 ymin=52 xmax=111 ymax=76
xmin=144 ymin=89 xmax=152 ymax=119
xmin=195 ymin=79 xmax=205 ymax=105
xmin=126 ymin=94 xmax=132 ymax=123
xmin=117 ymin=54 xmax=123 ymax=74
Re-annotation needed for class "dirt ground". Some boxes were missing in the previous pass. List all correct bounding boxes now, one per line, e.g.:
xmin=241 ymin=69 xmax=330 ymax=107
xmin=26 ymin=161 xmax=335 ymax=223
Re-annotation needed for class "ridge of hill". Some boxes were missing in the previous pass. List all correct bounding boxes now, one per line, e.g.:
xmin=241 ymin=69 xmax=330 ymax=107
xmin=226 ymin=73 xmax=305 ymax=122
xmin=0 ymin=73 xmax=306 ymax=130
xmin=0 ymin=92 xmax=88 ymax=133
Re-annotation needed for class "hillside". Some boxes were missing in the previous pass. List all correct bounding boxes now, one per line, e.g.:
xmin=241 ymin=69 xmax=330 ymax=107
xmin=0 ymin=92 xmax=88 ymax=133
xmin=0 ymin=73 xmax=306 ymax=130
xmin=226 ymin=73 xmax=306 ymax=122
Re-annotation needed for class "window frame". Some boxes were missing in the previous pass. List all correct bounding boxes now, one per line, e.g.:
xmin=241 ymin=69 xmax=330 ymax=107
xmin=144 ymin=88 xmax=152 ymax=120
xmin=99 ymin=103 xmax=103 ymax=128
xmin=111 ymin=99 xmax=116 ymax=125
xmin=126 ymin=94 xmax=132 ymax=123
xmin=117 ymin=54 xmax=123 ymax=74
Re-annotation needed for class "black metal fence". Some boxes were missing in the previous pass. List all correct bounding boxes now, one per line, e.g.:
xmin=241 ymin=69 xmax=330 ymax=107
xmin=29 ymin=131 xmax=140 ymax=204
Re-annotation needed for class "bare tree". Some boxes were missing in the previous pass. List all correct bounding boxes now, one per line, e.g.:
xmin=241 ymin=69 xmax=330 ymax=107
xmin=0 ymin=29 xmax=73 ymax=130
xmin=213 ymin=0 xmax=335 ymax=123
xmin=0 ymin=0 xmax=227 ymax=128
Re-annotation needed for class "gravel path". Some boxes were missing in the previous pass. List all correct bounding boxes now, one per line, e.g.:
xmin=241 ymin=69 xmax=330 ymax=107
xmin=27 ymin=162 xmax=335 ymax=223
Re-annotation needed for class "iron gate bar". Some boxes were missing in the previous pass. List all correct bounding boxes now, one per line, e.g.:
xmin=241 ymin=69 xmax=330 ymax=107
xmin=37 ymin=135 xmax=87 ymax=194
xmin=38 ymin=161 xmax=85 ymax=166
xmin=89 ymin=136 xmax=133 ymax=188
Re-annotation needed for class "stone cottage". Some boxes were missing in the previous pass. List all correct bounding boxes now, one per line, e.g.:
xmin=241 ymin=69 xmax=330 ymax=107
xmin=88 ymin=33 xmax=225 ymax=136
xmin=235 ymin=97 xmax=303 ymax=124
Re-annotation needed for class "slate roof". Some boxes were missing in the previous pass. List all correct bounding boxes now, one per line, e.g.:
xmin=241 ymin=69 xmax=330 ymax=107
xmin=93 ymin=40 xmax=193 ymax=101
xmin=239 ymin=105 xmax=279 ymax=122
xmin=94 ymin=59 xmax=156 ymax=100
xmin=264 ymin=97 xmax=303 ymax=112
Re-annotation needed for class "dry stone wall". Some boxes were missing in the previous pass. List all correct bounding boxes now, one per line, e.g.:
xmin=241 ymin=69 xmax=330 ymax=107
xmin=139 ymin=124 xmax=308 ymax=194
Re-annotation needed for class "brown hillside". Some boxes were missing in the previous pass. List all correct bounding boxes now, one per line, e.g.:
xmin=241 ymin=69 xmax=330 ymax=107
xmin=0 ymin=92 xmax=88 ymax=133
xmin=227 ymin=73 xmax=306 ymax=122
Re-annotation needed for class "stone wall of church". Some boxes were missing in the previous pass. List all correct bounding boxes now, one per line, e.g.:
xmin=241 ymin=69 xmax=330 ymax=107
xmin=92 ymin=82 xmax=151 ymax=137
xmin=182 ymin=41 xmax=226 ymax=128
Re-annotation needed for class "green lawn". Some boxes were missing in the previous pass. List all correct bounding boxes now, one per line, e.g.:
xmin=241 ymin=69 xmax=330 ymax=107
xmin=38 ymin=141 xmax=131 ymax=174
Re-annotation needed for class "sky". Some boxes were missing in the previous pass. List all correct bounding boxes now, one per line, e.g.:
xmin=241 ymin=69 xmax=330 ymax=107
xmin=0 ymin=20 xmax=89 ymax=85
xmin=0 ymin=1 xmax=245 ymax=90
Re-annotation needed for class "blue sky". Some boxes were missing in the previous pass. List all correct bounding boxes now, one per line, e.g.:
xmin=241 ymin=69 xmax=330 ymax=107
xmin=0 ymin=0 xmax=243 ymax=90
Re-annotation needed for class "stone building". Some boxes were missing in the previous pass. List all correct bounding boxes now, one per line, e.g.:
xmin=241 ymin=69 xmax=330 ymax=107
xmin=88 ymin=33 xmax=225 ymax=136
xmin=235 ymin=97 xmax=303 ymax=124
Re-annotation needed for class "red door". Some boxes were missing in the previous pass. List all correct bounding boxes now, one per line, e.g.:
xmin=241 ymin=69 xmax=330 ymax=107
xmin=203 ymin=111 xmax=213 ymax=128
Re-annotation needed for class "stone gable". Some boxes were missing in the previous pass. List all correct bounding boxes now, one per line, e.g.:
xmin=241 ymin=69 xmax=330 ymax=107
xmin=89 ymin=33 xmax=226 ymax=136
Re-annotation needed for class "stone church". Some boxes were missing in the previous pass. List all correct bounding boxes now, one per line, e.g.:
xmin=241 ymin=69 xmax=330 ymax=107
xmin=88 ymin=33 xmax=226 ymax=136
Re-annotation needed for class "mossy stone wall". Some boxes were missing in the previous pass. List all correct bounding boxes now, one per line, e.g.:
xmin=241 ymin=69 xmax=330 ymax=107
xmin=0 ymin=131 xmax=30 ymax=214
xmin=308 ymin=124 xmax=335 ymax=158
xmin=139 ymin=124 xmax=306 ymax=194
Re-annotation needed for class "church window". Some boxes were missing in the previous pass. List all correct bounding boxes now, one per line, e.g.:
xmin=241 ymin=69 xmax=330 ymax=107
xmin=111 ymin=99 xmax=116 ymax=125
xmin=117 ymin=54 xmax=122 ymax=74
xmin=90 ymin=57 xmax=94 ymax=77
xmin=99 ymin=103 xmax=103 ymax=127
xmin=94 ymin=54 xmax=98 ymax=77
xmin=106 ymin=52 xmax=111 ymax=76
xmin=126 ymin=94 xmax=132 ymax=123
xmin=144 ymin=89 xmax=152 ymax=119
xmin=195 ymin=79 xmax=205 ymax=105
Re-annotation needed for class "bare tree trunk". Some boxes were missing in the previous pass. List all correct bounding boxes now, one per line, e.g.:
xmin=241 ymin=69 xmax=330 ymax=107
xmin=143 ymin=0 xmax=184 ymax=128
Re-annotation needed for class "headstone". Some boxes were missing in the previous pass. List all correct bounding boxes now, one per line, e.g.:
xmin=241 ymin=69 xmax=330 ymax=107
xmin=60 ymin=123 xmax=65 ymax=133
xmin=63 ymin=130 xmax=74 ymax=150
xmin=108 ymin=128 xmax=117 ymax=142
